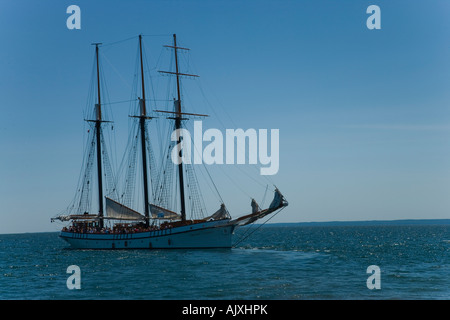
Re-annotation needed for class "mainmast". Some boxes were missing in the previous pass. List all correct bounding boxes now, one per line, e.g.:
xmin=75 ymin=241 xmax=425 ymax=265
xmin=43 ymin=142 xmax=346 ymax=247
xmin=93 ymin=43 xmax=104 ymax=228
xmin=138 ymin=35 xmax=151 ymax=227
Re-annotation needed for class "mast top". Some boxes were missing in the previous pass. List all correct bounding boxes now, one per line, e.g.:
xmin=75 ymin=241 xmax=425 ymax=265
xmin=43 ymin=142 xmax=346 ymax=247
xmin=163 ymin=34 xmax=191 ymax=51
xmin=158 ymin=35 xmax=199 ymax=79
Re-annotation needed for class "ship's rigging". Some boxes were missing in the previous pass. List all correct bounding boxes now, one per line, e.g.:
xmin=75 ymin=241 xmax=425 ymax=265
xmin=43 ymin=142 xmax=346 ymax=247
xmin=51 ymin=34 xmax=288 ymax=248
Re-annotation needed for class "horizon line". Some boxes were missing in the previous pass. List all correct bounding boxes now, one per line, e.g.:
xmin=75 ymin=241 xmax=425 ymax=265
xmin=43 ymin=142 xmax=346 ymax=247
xmin=1 ymin=218 xmax=449 ymax=235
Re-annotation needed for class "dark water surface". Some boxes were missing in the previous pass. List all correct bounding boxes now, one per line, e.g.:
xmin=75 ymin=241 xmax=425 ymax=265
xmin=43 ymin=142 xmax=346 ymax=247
xmin=0 ymin=224 xmax=448 ymax=299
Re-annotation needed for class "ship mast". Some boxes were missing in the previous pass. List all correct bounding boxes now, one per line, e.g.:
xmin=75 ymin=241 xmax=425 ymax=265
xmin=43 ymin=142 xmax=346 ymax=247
xmin=138 ymin=35 xmax=151 ymax=227
xmin=94 ymin=43 xmax=104 ymax=228
xmin=173 ymin=34 xmax=187 ymax=222
xmin=158 ymin=34 xmax=200 ymax=222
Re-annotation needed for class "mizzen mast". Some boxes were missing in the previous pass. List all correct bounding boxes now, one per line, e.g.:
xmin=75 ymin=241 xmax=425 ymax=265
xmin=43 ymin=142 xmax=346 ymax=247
xmin=158 ymin=34 xmax=200 ymax=222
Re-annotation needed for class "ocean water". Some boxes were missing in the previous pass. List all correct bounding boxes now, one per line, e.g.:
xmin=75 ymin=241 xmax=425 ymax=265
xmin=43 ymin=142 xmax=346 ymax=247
xmin=0 ymin=224 xmax=448 ymax=300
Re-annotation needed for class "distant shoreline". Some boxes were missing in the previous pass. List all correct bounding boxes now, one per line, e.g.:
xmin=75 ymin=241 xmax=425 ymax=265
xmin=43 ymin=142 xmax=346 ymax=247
xmin=0 ymin=219 xmax=449 ymax=235
xmin=262 ymin=219 xmax=450 ymax=227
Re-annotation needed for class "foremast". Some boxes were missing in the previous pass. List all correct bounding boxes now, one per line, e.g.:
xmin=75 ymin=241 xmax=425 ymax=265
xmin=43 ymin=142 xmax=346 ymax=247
xmin=93 ymin=43 xmax=104 ymax=228
xmin=137 ymin=34 xmax=152 ymax=227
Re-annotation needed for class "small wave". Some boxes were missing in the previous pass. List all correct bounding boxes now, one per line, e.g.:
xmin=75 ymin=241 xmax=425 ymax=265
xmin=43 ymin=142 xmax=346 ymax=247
xmin=236 ymin=246 xmax=325 ymax=261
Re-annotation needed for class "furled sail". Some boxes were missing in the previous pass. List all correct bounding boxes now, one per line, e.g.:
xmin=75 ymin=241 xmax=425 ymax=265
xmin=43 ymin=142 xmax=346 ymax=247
xmin=51 ymin=213 xmax=98 ymax=222
xmin=269 ymin=188 xmax=284 ymax=209
xmin=251 ymin=199 xmax=261 ymax=213
xmin=150 ymin=204 xmax=181 ymax=220
xmin=204 ymin=203 xmax=231 ymax=221
xmin=105 ymin=197 xmax=145 ymax=220
xmin=230 ymin=189 xmax=288 ymax=226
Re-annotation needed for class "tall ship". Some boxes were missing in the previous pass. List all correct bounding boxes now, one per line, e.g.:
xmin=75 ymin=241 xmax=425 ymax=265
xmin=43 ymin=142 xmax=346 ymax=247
xmin=51 ymin=34 xmax=288 ymax=249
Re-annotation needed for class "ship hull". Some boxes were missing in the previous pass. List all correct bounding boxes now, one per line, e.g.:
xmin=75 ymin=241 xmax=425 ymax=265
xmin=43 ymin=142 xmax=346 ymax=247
xmin=59 ymin=219 xmax=236 ymax=249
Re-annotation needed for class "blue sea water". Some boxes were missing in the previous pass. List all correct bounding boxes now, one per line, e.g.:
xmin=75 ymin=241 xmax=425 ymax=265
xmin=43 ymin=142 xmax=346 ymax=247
xmin=0 ymin=224 xmax=448 ymax=300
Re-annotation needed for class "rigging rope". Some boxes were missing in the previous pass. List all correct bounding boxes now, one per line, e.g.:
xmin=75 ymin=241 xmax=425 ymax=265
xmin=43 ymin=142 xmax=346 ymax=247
xmin=101 ymin=35 xmax=138 ymax=48
xmin=232 ymin=206 xmax=286 ymax=248
xmin=102 ymin=99 xmax=137 ymax=105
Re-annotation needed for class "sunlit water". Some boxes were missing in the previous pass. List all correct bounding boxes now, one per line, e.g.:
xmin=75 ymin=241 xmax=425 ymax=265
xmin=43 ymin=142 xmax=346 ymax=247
xmin=0 ymin=224 xmax=448 ymax=299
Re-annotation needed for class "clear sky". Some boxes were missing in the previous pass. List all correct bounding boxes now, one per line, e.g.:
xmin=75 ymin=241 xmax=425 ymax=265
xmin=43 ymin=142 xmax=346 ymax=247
xmin=0 ymin=0 xmax=449 ymax=234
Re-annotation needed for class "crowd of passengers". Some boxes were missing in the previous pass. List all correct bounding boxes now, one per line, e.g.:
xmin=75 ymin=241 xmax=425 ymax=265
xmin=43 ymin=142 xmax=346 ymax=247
xmin=62 ymin=222 xmax=175 ymax=234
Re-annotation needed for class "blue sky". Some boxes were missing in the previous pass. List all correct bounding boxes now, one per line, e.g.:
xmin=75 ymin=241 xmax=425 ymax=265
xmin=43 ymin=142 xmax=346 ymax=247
xmin=0 ymin=0 xmax=449 ymax=233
